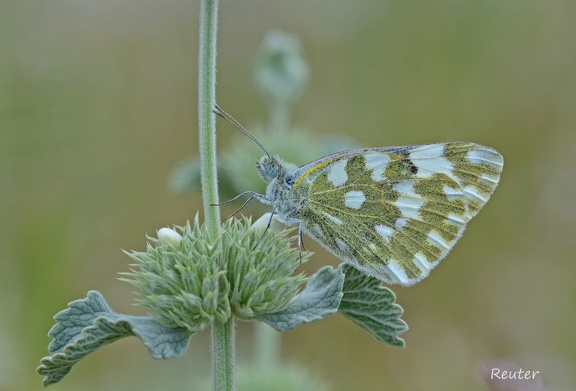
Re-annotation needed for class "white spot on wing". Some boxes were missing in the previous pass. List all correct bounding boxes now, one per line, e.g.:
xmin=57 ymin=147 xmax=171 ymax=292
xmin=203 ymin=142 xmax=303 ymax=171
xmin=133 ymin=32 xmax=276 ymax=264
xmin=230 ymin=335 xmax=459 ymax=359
xmin=413 ymin=252 xmax=432 ymax=273
xmin=365 ymin=153 xmax=389 ymax=170
xmin=443 ymin=185 xmax=462 ymax=201
xmin=375 ymin=224 xmax=394 ymax=242
xmin=395 ymin=197 xmax=424 ymax=219
xmin=344 ymin=190 xmax=366 ymax=209
xmin=372 ymin=168 xmax=385 ymax=182
xmin=479 ymin=173 xmax=499 ymax=185
xmin=310 ymin=223 xmax=326 ymax=240
xmin=427 ymin=230 xmax=451 ymax=250
xmin=321 ymin=211 xmax=342 ymax=225
xmin=463 ymin=186 xmax=488 ymax=202
xmin=387 ymin=259 xmax=410 ymax=285
xmin=409 ymin=144 xmax=454 ymax=178
xmin=327 ymin=159 xmax=348 ymax=186
xmin=466 ymin=148 xmax=489 ymax=164
xmin=445 ymin=213 xmax=466 ymax=226
xmin=410 ymin=144 xmax=445 ymax=159
xmin=394 ymin=181 xmax=425 ymax=219
xmin=335 ymin=238 xmax=348 ymax=252
xmin=394 ymin=180 xmax=418 ymax=197
xmin=365 ymin=153 xmax=389 ymax=182
xmin=395 ymin=217 xmax=408 ymax=228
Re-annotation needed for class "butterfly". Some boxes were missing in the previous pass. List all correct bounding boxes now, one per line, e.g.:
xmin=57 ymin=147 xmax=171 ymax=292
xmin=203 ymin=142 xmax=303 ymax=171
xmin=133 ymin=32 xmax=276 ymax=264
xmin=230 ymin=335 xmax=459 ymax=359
xmin=215 ymin=107 xmax=504 ymax=286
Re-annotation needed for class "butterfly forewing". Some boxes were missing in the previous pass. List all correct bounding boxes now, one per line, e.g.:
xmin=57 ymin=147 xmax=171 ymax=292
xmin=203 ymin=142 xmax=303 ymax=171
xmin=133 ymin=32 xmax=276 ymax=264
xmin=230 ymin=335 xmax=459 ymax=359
xmin=292 ymin=142 xmax=503 ymax=286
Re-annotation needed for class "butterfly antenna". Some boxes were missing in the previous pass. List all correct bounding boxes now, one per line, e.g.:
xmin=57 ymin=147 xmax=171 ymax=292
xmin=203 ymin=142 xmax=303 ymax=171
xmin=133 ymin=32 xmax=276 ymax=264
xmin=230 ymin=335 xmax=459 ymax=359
xmin=213 ymin=104 xmax=271 ymax=158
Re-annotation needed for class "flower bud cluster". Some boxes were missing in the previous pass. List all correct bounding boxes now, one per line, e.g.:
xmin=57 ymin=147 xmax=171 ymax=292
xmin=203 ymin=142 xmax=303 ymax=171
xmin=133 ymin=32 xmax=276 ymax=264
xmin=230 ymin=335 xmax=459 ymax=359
xmin=123 ymin=217 xmax=308 ymax=332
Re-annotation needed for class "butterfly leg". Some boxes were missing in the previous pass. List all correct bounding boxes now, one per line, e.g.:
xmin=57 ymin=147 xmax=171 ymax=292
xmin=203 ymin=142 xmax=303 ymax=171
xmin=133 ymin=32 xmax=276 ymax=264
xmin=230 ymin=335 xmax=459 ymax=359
xmin=252 ymin=209 xmax=276 ymax=249
xmin=280 ymin=217 xmax=305 ymax=266
xmin=212 ymin=191 xmax=264 ymax=206
xmin=221 ymin=196 xmax=254 ymax=221
xmin=212 ymin=191 xmax=271 ymax=220
xmin=297 ymin=223 xmax=305 ymax=267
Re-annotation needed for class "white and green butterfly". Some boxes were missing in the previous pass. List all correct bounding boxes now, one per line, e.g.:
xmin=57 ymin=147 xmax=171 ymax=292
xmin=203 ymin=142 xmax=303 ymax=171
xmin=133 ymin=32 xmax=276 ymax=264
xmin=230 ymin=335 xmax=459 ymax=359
xmin=216 ymin=107 xmax=503 ymax=286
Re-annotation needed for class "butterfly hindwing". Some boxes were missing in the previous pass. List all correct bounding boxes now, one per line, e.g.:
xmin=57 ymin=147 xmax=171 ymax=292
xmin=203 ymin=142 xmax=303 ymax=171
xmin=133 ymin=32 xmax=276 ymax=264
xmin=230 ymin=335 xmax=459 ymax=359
xmin=291 ymin=142 xmax=503 ymax=286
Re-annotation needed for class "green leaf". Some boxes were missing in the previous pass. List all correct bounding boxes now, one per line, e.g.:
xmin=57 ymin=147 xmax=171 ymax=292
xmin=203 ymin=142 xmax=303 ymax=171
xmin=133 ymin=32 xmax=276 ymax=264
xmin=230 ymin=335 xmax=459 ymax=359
xmin=338 ymin=264 xmax=408 ymax=347
xmin=37 ymin=291 xmax=192 ymax=386
xmin=259 ymin=265 xmax=344 ymax=331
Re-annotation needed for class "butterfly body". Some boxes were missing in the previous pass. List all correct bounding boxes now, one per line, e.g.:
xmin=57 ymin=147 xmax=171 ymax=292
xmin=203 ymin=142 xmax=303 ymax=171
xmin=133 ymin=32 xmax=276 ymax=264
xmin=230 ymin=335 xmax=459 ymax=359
xmin=248 ymin=142 xmax=503 ymax=286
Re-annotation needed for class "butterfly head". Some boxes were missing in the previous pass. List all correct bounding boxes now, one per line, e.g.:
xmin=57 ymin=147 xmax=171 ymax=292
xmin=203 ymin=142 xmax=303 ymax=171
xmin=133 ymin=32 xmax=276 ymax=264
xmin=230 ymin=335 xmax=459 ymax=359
xmin=256 ymin=156 xmax=280 ymax=183
xmin=256 ymin=156 xmax=298 ymax=184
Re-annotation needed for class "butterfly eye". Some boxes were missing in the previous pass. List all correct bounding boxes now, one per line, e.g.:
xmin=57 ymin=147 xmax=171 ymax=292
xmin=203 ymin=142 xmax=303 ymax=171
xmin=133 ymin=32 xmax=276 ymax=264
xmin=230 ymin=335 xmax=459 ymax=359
xmin=256 ymin=157 xmax=278 ymax=183
xmin=285 ymin=176 xmax=294 ymax=186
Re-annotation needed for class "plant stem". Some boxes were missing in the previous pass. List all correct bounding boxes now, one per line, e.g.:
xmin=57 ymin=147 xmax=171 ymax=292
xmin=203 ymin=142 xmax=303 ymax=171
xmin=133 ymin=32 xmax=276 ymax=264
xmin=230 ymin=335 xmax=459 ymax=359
xmin=198 ymin=0 xmax=221 ymax=235
xmin=197 ymin=1 xmax=235 ymax=391
xmin=269 ymin=101 xmax=290 ymax=135
xmin=212 ymin=320 xmax=236 ymax=391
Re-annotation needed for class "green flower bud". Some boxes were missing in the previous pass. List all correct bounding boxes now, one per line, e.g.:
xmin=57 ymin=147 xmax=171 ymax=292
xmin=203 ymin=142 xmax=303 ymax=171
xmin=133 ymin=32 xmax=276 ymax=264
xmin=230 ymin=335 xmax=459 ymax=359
xmin=254 ymin=30 xmax=310 ymax=106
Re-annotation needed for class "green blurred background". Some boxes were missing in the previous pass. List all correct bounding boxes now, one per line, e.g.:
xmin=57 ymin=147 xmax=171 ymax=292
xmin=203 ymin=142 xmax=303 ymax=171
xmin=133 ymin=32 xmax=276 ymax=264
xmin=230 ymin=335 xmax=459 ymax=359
xmin=2 ymin=0 xmax=576 ymax=390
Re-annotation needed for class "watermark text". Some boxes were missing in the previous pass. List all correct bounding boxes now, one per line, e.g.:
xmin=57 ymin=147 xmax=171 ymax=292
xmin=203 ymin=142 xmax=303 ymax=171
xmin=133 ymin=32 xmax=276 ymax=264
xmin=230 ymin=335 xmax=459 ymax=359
xmin=491 ymin=367 xmax=540 ymax=380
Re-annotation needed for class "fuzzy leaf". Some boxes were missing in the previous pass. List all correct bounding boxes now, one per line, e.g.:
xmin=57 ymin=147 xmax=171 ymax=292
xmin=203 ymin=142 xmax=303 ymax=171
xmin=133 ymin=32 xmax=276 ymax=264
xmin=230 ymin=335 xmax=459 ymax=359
xmin=259 ymin=265 xmax=344 ymax=331
xmin=37 ymin=291 xmax=192 ymax=386
xmin=338 ymin=264 xmax=408 ymax=347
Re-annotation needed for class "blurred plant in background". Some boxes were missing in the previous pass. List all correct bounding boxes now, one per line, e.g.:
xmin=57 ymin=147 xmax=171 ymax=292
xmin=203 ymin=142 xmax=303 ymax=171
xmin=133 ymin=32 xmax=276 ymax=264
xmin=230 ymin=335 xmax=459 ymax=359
xmin=254 ymin=30 xmax=309 ymax=133
xmin=170 ymin=30 xmax=357 ymax=202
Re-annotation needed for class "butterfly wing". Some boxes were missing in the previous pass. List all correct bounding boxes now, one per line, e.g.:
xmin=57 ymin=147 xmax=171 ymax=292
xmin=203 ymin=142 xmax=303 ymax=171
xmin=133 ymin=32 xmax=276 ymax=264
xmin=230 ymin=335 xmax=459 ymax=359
xmin=292 ymin=142 xmax=503 ymax=286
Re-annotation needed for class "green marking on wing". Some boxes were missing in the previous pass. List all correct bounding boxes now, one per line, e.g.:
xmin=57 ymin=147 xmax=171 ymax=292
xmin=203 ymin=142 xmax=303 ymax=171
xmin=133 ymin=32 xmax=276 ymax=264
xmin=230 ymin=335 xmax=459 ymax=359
xmin=293 ymin=142 xmax=503 ymax=285
xmin=444 ymin=143 xmax=504 ymax=217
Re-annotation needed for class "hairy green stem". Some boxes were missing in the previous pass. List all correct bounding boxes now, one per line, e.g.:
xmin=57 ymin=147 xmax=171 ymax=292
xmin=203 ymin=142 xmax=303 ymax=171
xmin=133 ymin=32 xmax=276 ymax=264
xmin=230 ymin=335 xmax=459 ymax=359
xmin=212 ymin=320 xmax=236 ymax=391
xmin=197 ymin=1 xmax=235 ymax=391
xmin=198 ymin=0 xmax=221 ymax=235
